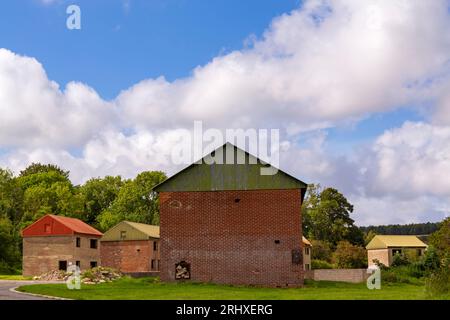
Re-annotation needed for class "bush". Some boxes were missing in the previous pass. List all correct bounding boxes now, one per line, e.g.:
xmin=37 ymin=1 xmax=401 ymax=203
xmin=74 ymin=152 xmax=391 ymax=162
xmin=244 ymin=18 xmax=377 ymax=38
xmin=391 ymin=253 xmax=410 ymax=267
xmin=311 ymin=240 xmax=333 ymax=262
xmin=425 ymin=267 xmax=450 ymax=297
xmin=311 ymin=259 xmax=334 ymax=269
xmin=331 ymin=241 xmax=367 ymax=268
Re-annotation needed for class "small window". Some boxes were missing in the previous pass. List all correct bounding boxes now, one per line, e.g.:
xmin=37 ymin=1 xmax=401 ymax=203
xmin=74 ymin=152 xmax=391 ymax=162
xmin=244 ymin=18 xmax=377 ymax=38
xmin=76 ymin=237 xmax=81 ymax=247
xmin=392 ymin=249 xmax=402 ymax=256
xmin=417 ymin=249 xmax=422 ymax=256
xmin=153 ymin=241 xmax=158 ymax=251
xmin=90 ymin=239 xmax=98 ymax=249
xmin=234 ymin=198 xmax=241 ymax=203
xmin=274 ymin=240 xmax=280 ymax=244
xmin=76 ymin=261 xmax=81 ymax=268
xmin=120 ymin=231 xmax=127 ymax=240
xmin=305 ymin=264 xmax=310 ymax=270
xmin=44 ymin=224 xmax=51 ymax=233
xmin=58 ymin=261 xmax=67 ymax=271
xmin=305 ymin=247 xmax=310 ymax=255
xmin=151 ymin=259 xmax=157 ymax=271
xmin=90 ymin=261 xmax=97 ymax=268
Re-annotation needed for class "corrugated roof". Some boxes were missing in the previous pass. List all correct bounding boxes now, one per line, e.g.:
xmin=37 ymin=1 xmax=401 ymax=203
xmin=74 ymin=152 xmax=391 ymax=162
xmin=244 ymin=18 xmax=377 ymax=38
xmin=125 ymin=221 xmax=160 ymax=238
xmin=101 ymin=221 xmax=159 ymax=241
xmin=152 ymin=142 xmax=308 ymax=197
xmin=50 ymin=215 xmax=103 ymax=236
xmin=302 ymin=236 xmax=312 ymax=246
xmin=366 ymin=235 xmax=427 ymax=250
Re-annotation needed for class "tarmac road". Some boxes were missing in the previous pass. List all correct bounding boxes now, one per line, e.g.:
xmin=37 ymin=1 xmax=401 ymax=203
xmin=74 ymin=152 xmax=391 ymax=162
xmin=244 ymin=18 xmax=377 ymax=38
xmin=0 ymin=280 xmax=62 ymax=300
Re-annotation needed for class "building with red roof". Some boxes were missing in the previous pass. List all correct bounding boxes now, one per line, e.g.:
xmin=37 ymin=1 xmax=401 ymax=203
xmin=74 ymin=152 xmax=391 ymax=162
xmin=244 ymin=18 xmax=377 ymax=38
xmin=22 ymin=214 xmax=103 ymax=276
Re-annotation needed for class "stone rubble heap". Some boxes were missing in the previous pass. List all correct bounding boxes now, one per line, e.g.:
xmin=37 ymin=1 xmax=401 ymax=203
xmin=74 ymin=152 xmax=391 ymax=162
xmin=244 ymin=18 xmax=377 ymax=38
xmin=81 ymin=267 xmax=123 ymax=284
xmin=33 ymin=267 xmax=123 ymax=284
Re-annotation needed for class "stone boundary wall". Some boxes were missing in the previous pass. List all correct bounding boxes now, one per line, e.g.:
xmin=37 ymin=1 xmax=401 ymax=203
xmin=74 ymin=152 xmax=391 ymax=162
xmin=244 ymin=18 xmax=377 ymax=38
xmin=305 ymin=269 xmax=369 ymax=283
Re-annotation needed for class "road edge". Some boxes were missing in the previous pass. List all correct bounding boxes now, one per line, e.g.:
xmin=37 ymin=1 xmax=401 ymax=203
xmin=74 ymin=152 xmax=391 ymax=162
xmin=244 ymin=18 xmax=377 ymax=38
xmin=10 ymin=286 xmax=73 ymax=300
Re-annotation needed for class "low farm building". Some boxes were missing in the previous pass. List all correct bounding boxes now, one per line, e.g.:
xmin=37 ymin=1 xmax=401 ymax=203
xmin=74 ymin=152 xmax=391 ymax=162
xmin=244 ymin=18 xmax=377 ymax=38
xmin=366 ymin=235 xmax=427 ymax=267
xmin=22 ymin=214 xmax=102 ymax=276
xmin=303 ymin=236 xmax=312 ymax=271
xmin=153 ymin=142 xmax=308 ymax=287
xmin=100 ymin=221 xmax=160 ymax=274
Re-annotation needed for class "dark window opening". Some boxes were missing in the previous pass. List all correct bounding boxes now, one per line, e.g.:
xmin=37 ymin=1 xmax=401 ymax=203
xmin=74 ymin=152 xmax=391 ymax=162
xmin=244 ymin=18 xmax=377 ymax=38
xmin=151 ymin=259 xmax=159 ymax=271
xmin=234 ymin=198 xmax=241 ymax=203
xmin=274 ymin=240 xmax=280 ymax=244
xmin=90 ymin=239 xmax=98 ymax=249
xmin=58 ymin=261 xmax=67 ymax=271
xmin=305 ymin=247 xmax=310 ymax=255
xmin=120 ymin=231 xmax=126 ymax=240
xmin=76 ymin=261 xmax=80 ymax=268
xmin=90 ymin=261 xmax=97 ymax=268
xmin=292 ymin=249 xmax=302 ymax=265
xmin=153 ymin=241 xmax=158 ymax=251
xmin=305 ymin=264 xmax=310 ymax=271
xmin=417 ymin=249 xmax=422 ymax=256
xmin=175 ymin=261 xmax=191 ymax=280
xmin=76 ymin=237 xmax=81 ymax=247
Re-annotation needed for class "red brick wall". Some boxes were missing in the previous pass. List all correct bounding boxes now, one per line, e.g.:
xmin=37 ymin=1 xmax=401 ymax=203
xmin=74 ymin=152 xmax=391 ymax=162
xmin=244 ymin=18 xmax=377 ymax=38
xmin=159 ymin=189 xmax=304 ymax=286
xmin=100 ymin=240 xmax=160 ymax=273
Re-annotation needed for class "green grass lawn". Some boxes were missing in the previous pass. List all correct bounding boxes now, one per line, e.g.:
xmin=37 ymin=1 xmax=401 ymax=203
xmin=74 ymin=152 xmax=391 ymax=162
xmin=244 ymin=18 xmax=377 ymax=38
xmin=16 ymin=277 xmax=449 ymax=300
xmin=0 ymin=275 xmax=32 ymax=280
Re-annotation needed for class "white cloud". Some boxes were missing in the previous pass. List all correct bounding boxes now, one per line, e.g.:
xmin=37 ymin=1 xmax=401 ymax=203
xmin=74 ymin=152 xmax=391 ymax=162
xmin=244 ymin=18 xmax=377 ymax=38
xmin=2 ymin=0 xmax=450 ymax=224
xmin=0 ymin=49 xmax=115 ymax=148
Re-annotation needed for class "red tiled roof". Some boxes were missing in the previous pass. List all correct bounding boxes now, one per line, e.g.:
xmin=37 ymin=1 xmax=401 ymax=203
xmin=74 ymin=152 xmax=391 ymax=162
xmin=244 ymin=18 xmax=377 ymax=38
xmin=49 ymin=215 xmax=103 ymax=236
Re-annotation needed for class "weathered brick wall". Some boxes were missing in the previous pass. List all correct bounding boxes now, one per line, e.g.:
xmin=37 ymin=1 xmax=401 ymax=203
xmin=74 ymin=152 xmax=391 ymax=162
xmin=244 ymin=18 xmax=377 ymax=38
xmin=311 ymin=269 xmax=369 ymax=283
xmin=367 ymin=249 xmax=390 ymax=267
xmin=159 ymin=189 xmax=304 ymax=287
xmin=100 ymin=240 xmax=160 ymax=272
xmin=23 ymin=235 xmax=100 ymax=276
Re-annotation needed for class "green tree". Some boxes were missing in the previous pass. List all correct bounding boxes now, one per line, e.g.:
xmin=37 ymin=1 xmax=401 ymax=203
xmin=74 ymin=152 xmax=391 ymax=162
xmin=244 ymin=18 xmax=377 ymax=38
xmin=0 ymin=216 xmax=21 ymax=273
xmin=331 ymin=241 xmax=367 ymax=268
xmin=302 ymin=184 xmax=364 ymax=246
xmin=97 ymin=171 xmax=166 ymax=231
xmin=78 ymin=176 xmax=124 ymax=225
xmin=17 ymin=164 xmax=78 ymax=228
xmin=429 ymin=217 xmax=450 ymax=262
xmin=19 ymin=163 xmax=69 ymax=179
xmin=310 ymin=240 xmax=333 ymax=262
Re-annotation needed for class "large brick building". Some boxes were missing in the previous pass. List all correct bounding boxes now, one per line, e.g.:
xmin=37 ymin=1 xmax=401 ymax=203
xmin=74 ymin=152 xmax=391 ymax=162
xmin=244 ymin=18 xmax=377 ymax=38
xmin=22 ymin=214 xmax=102 ymax=276
xmin=100 ymin=221 xmax=160 ymax=274
xmin=153 ymin=143 xmax=308 ymax=287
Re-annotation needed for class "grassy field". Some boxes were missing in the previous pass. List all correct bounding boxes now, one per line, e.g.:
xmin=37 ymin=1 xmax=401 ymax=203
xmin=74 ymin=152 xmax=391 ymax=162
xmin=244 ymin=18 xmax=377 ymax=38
xmin=16 ymin=277 xmax=449 ymax=300
xmin=0 ymin=275 xmax=32 ymax=280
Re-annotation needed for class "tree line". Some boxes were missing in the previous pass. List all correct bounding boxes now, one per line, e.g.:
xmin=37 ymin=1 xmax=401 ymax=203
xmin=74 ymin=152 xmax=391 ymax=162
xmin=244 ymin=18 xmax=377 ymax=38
xmin=359 ymin=222 xmax=441 ymax=236
xmin=0 ymin=163 xmax=166 ymax=273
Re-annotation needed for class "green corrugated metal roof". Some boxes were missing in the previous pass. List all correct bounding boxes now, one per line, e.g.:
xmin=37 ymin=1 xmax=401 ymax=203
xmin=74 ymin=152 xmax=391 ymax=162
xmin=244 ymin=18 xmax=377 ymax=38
xmin=100 ymin=221 xmax=159 ymax=242
xmin=153 ymin=143 xmax=307 ymax=194
xmin=366 ymin=235 xmax=427 ymax=250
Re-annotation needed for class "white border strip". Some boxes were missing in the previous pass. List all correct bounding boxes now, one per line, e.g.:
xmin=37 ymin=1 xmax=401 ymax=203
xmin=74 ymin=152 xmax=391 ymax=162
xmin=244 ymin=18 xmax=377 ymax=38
xmin=10 ymin=286 xmax=73 ymax=300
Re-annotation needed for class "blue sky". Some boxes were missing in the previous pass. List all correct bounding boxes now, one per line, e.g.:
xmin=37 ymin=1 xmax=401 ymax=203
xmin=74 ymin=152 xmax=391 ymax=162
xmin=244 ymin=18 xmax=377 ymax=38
xmin=1 ymin=0 xmax=449 ymax=225
xmin=0 ymin=0 xmax=300 ymax=99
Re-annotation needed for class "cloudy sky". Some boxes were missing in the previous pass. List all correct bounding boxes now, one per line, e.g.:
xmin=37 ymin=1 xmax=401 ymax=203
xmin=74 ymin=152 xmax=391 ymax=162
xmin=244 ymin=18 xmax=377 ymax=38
xmin=1 ymin=0 xmax=450 ymax=225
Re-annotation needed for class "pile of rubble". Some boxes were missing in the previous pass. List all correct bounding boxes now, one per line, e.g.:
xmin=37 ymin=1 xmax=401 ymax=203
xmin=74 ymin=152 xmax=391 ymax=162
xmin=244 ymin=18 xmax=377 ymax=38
xmin=81 ymin=267 xmax=122 ymax=284
xmin=33 ymin=270 xmax=70 ymax=281
xmin=32 ymin=267 xmax=123 ymax=284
